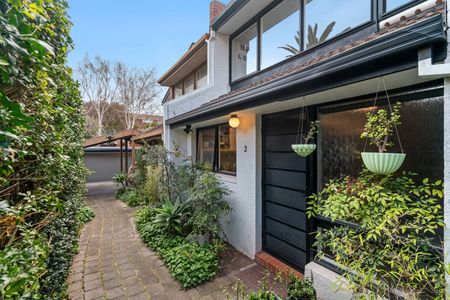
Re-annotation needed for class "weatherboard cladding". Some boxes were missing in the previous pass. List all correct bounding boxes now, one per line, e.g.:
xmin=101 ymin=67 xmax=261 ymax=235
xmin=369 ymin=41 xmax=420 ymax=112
xmin=166 ymin=3 xmax=444 ymax=127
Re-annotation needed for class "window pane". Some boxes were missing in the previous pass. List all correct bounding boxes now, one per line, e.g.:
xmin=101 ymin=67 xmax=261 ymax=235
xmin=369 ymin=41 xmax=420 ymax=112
xmin=196 ymin=65 xmax=207 ymax=89
xmin=386 ymin=0 xmax=412 ymax=11
xmin=261 ymin=0 xmax=300 ymax=69
xmin=319 ymin=96 xmax=444 ymax=187
xmin=232 ymin=24 xmax=258 ymax=81
xmin=184 ymin=74 xmax=195 ymax=95
xmin=197 ymin=127 xmax=216 ymax=169
xmin=219 ymin=125 xmax=236 ymax=174
xmin=304 ymin=0 xmax=371 ymax=49
xmin=174 ymin=82 xmax=183 ymax=98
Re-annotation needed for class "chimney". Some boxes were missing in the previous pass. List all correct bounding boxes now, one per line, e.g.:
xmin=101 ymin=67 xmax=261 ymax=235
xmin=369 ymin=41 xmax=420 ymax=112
xmin=210 ymin=0 xmax=226 ymax=26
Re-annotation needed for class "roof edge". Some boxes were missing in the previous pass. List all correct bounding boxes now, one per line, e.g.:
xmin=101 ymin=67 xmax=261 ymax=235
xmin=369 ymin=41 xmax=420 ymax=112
xmin=158 ymin=33 xmax=209 ymax=85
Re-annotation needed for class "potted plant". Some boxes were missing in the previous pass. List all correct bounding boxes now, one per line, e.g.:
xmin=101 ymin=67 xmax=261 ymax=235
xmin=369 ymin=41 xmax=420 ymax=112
xmin=286 ymin=275 xmax=316 ymax=300
xmin=360 ymin=102 xmax=406 ymax=175
xmin=292 ymin=120 xmax=320 ymax=157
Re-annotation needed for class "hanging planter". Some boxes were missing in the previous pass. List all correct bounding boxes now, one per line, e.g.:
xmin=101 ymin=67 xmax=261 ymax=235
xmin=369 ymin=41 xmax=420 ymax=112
xmin=291 ymin=98 xmax=320 ymax=157
xmin=292 ymin=144 xmax=317 ymax=157
xmin=360 ymin=78 xmax=406 ymax=175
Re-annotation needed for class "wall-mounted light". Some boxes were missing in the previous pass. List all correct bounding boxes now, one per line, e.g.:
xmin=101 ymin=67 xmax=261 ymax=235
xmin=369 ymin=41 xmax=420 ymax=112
xmin=228 ymin=114 xmax=240 ymax=128
xmin=184 ymin=125 xmax=192 ymax=134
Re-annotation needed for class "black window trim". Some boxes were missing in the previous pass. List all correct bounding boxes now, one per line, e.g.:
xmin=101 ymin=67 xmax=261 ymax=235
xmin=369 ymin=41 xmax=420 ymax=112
xmin=196 ymin=123 xmax=237 ymax=176
xmin=228 ymin=0 xmax=427 ymax=85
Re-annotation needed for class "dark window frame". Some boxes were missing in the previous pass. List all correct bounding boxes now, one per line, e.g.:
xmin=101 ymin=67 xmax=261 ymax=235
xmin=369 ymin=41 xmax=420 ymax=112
xmin=312 ymin=81 xmax=444 ymax=271
xmin=196 ymin=123 xmax=237 ymax=176
xmin=228 ymin=0 xmax=427 ymax=85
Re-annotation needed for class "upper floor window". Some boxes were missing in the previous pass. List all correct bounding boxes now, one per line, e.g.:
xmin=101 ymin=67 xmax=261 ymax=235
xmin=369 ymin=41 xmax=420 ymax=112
xmin=386 ymin=0 xmax=414 ymax=12
xmin=230 ymin=0 xmax=372 ymax=82
xmin=232 ymin=24 xmax=258 ymax=81
xmin=261 ymin=0 xmax=300 ymax=68
xmin=304 ymin=0 xmax=371 ymax=49
xmin=171 ymin=64 xmax=208 ymax=99
xmin=196 ymin=65 xmax=208 ymax=89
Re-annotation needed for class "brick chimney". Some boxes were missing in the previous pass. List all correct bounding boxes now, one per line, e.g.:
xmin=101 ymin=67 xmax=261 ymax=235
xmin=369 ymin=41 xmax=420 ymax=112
xmin=210 ymin=0 xmax=226 ymax=26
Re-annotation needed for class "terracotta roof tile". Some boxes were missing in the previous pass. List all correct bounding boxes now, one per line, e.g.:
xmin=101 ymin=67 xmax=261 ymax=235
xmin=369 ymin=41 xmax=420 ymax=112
xmin=200 ymin=4 xmax=444 ymax=108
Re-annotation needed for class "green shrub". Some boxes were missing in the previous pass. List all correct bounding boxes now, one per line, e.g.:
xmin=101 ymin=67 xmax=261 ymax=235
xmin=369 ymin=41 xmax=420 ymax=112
xmin=153 ymin=199 xmax=189 ymax=235
xmin=78 ymin=206 xmax=95 ymax=224
xmin=119 ymin=188 xmax=145 ymax=207
xmin=162 ymin=242 xmax=220 ymax=288
xmin=0 ymin=0 xmax=87 ymax=297
xmin=135 ymin=207 xmax=222 ymax=288
xmin=307 ymin=170 xmax=445 ymax=299
xmin=286 ymin=276 xmax=315 ymax=300
xmin=113 ymin=173 xmax=128 ymax=190
xmin=187 ymin=171 xmax=230 ymax=237
xmin=0 ymin=231 xmax=48 ymax=300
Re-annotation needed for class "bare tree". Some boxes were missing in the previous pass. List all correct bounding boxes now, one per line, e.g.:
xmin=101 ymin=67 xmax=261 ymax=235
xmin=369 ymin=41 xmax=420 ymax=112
xmin=77 ymin=55 xmax=118 ymax=136
xmin=115 ymin=62 xmax=160 ymax=130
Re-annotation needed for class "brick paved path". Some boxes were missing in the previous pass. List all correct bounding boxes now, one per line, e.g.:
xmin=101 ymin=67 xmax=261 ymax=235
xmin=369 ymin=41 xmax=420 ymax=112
xmin=67 ymin=182 xmax=255 ymax=300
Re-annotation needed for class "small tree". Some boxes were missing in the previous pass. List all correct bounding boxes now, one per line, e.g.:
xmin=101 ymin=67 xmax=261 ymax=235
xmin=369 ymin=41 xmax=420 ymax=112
xmin=361 ymin=102 xmax=401 ymax=153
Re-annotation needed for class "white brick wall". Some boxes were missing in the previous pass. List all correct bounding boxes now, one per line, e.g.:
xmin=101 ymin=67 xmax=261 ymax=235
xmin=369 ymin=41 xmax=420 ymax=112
xmin=163 ymin=31 xmax=230 ymax=120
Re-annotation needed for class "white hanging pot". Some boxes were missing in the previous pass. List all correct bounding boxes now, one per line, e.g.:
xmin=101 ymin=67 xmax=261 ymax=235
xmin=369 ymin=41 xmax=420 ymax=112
xmin=361 ymin=152 xmax=406 ymax=175
xmin=292 ymin=144 xmax=316 ymax=157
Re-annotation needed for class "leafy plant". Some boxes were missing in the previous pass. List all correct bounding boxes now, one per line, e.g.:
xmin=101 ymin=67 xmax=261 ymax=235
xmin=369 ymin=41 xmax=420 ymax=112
xmin=307 ymin=170 xmax=445 ymax=299
xmin=0 ymin=0 xmax=87 ymax=297
xmin=153 ymin=198 xmax=189 ymax=235
xmin=135 ymin=207 xmax=222 ymax=288
xmin=286 ymin=276 xmax=315 ymax=300
xmin=119 ymin=188 xmax=145 ymax=207
xmin=113 ymin=173 xmax=128 ymax=189
xmin=77 ymin=206 xmax=95 ymax=224
xmin=361 ymin=102 xmax=401 ymax=153
xmin=187 ymin=171 xmax=230 ymax=237
xmin=163 ymin=241 xmax=221 ymax=288
xmin=225 ymin=270 xmax=282 ymax=300
xmin=303 ymin=120 xmax=320 ymax=144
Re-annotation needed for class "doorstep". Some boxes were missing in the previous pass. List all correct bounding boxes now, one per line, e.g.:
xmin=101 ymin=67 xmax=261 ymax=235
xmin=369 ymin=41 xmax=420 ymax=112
xmin=255 ymin=252 xmax=303 ymax=278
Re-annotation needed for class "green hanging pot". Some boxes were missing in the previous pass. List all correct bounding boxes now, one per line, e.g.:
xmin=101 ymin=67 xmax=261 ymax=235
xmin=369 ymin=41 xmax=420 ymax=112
xmin=361 ymin=152 xmax=406 ymax=175
xmin=292 ymin=144 xmax=316 ymax=157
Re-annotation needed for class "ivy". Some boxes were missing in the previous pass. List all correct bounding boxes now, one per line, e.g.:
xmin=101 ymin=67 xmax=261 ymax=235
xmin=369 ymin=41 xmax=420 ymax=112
xmin=0 ymin=0 xmax=86 ymax=298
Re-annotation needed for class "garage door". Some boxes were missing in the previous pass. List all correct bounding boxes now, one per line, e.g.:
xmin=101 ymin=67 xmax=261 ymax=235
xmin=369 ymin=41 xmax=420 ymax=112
xmin=262 ymin=108 xmax=313 ymax=271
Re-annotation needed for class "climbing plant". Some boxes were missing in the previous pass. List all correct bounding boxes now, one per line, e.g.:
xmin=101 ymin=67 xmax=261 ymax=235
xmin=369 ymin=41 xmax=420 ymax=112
xmin=0 ymin=0 xmax=87 ymax=298
xmin=307 ymin=170 xmax=446 ymax=299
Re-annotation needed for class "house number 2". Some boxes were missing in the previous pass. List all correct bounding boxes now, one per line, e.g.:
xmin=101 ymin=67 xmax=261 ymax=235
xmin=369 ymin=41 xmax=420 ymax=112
xmin=244 ymin=146 xmax=248 ymax=152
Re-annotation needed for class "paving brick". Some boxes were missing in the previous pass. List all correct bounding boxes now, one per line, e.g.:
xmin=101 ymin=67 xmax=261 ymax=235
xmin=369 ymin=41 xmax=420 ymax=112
xmin=105 ymin=286 xmax=125 ymax=299
xmin=84 ymin=287 xmax=105 ymax=300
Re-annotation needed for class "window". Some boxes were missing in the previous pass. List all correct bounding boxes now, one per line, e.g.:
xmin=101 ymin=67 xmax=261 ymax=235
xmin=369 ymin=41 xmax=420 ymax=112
xmin=197 ymin=127 xmax=216 ymax=168
xmin=386 ymin=0 xmax=414 ymax=12
xmin=319 ymin=95 xmax=444 ymax=187
xmin=197 ymin=125 xmax=237 ymax=175
xmin=196 ymin=65 xmax=208 ymax=89
xmin=304 ymin=0 xmax=371 ymax=49
xmin=230 ymin=0 xmax=373 ymax=81
xmin=232 ymin=24 xmax=258 ymax=81
xmin=261 ymin=0 xmax=300 ymax=69
xmin=218 ymin=125 xmax=237 ymax=173
xmin=174 ymin=82 xmax=183 ymax=98
xmin=184 ymin=74 xmax=195 ymax=95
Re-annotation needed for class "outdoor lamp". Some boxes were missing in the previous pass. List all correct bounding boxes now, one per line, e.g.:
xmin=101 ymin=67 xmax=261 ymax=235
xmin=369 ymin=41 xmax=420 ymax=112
xmin=229 ymin=114 xmax=240 ymax=128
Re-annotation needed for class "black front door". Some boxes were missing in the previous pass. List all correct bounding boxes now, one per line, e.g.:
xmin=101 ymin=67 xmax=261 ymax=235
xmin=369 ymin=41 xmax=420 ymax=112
xmin=262 ymin=108 xmax=314 ymax=271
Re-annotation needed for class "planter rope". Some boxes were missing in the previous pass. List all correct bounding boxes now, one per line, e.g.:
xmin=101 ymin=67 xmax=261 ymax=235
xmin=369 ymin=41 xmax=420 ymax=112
xmin=292 ymin=97 xmax=317 ymax=157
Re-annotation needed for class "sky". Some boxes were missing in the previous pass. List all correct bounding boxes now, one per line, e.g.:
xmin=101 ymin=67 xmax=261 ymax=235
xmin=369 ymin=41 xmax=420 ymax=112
xmin=67 ymin=1 xmax=214 ymax=79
